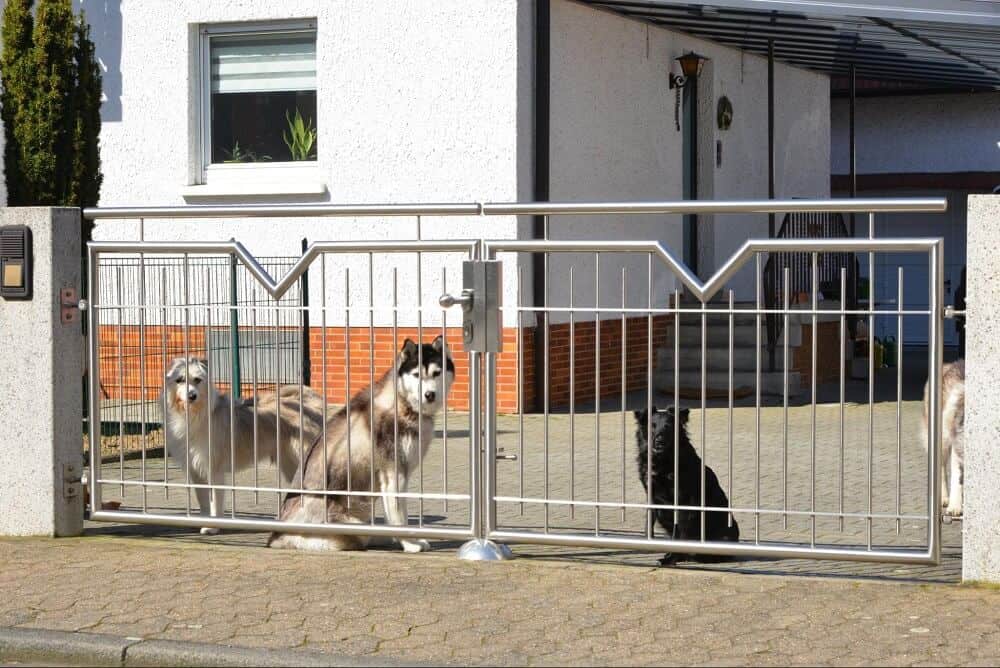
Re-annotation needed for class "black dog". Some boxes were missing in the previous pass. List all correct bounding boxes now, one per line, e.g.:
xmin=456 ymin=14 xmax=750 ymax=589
xmin=634 ymin=406 xmax=740 ymax=566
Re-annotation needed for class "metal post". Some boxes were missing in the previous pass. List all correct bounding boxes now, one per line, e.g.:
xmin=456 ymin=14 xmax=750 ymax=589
xmin=927 ymin=241 xmax=943 ymax=564
xmin=228 ymin=247 xmax=241 ymax=398
xmin=300 ymin=237 xmax=311 ymax=387
xmin=87 ymin=245 xmax=102 ymax=520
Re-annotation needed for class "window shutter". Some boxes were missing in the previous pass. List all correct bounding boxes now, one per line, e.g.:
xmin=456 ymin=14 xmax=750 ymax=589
xmin=211 ymin=33 xmax=316 ymax=94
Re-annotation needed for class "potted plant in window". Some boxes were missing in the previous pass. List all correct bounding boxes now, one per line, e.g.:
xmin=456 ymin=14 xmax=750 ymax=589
xmin=283 ymin=108 xmax=317 ymax=161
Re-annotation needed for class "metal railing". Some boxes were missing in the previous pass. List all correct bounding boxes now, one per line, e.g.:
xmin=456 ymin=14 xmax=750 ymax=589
xmin=83 ymin=198 xmax=947 ymax=565
xmin=763 ymin=212 xmax=856 ymax=372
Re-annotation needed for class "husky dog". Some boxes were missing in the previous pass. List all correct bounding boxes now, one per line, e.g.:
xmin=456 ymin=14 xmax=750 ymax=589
xmin=269 ymin=337 xmax=454 ymax=553
xmin=162 ymin=357 xmax=326 ymax=533
xmin=634 ymin=406 xmax=740 ymax=566
xmin=921 ymin=360 xmax=965 ymax=517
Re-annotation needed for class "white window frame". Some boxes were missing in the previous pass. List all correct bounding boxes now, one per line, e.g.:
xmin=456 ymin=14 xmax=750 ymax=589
xmin=196 ymin=20 xmax=319 ymax=188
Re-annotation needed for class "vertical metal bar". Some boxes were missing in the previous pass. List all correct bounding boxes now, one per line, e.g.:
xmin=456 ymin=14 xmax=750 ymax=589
xmin=442 ymin=266 xmax=449 ymax=514
xmin=849 ymin=63 xmax=857 ymax=239
xmin=896 ymin=266 xmax=904 ymax=535
xmin=569 ymin=266 xmax=576 ymax=519
xmin=811 ymin=252 xmax=818 ymax=547
xmin=229 ymin=268 xmax=238 ymax=518
xmin=392 ymin=269 xmax=399 ymax=512
xmin=839 ymin=267 xmax=846 ymax=531
xmin=755 ymin=254 xmax=762 ymax=543
xmin=115 ymin=268 xmax=125 ymax=497
xmin=543 ymin=241 xmax=550 ymax=533
xmin=139 ymin=250 xmax=148 ymax=512
xmin=250 ymin=286 xmax=259 ymax=504
xmin=204 ymin=267 xmax=215 ymax=512
xmin=673 ymin=288 xmax=680 ymax=531
xmin=868 ymin=213 xmax=875 ymax=550
xmin=300 ymin=238 xmax=311 ymax=388
xmin=700 ymin=296 xmax=707 ymax=541
xmin=296 ymin=282 xmax=305 ymax=509
xmin=416 ymin=244 xmax=425 ymax=527
xmin=340 ymin=263 xmax=346 ymax=508
xmin=469 ymin=352 xmax=482 ymax=539
xmin=182 ymin=254 xmax=192 ymax=515
xmin=160 ymin=268 xmax=169 ymax=500
xmin=274 ymin=289 xmax=283 ymax=515
xmin=485 ymin=352 xmax=497 ymax=535
xmin=368 ymin=252 xmax=375 ymax=525
xmin=229 ymin=252 xmax=241 ymax=399
xmin=928 ymin=241 xmax=942 ymax=564
xmin=87 ymin=247 xmax=103 ymax=518
xmin=594 ymin=253 xmax=601 ymax=536
xmin=782 ymin=265 xmax=789 ymax=530
xmin=644 ymin=255 xmax=653 ymax=539
xmin=621 ymin=267 xmax=627 ymax=522
xmin=515 ymin=265 xmax=523 ymax=515
xmin=728 ymin=289 xmax=734 ymax=528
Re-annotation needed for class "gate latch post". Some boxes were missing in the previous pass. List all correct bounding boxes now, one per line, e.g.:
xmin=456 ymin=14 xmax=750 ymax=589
xmin=440 ymin=260 xmax=503 ymax=353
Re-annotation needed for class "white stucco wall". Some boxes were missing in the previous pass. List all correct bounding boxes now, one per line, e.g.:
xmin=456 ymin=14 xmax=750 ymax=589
xmin=548 ymin=0 xmax=830 ymax=310
xmin=831 ymin=92 xmax=1000 ymax=175
xmin=88 ymin=0 xmax=533 ymax=327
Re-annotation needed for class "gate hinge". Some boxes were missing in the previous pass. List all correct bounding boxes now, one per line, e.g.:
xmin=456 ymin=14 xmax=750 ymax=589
xmin=60 ymin=288 xmax=79 ymax=324
xmin=62 ymin=461 xmax=82 ymax=499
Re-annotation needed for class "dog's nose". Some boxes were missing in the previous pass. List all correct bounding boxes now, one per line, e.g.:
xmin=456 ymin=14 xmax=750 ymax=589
xmin=424 ymin=390 xmax=436 ymax=403
xmin=187 ymin=391 xmax=197 ymax=402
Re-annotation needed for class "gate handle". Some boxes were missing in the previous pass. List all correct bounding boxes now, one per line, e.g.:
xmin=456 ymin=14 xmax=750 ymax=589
xmin=439 ymin=289 xmax=474 ymax=312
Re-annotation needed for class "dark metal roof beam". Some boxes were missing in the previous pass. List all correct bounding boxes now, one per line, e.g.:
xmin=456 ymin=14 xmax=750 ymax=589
xmin=645 ymin=23 xmax=996 ymax=76
xmin=593 ymin=1 xmax=1000 ymax=27
xmin=872 ymin=16 xmax=1000 ymax=77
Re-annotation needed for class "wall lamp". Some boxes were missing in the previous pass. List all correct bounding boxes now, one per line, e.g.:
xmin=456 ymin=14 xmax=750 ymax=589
xmin=669 ymin=52 xmax=707 ymax=89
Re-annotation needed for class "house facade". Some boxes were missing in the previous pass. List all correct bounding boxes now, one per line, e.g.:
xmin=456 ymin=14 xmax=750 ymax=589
xmin=83 ymin=0 xmax=830 ymax=410
xmin=831 ymin=89 xmax=1000 ymax=346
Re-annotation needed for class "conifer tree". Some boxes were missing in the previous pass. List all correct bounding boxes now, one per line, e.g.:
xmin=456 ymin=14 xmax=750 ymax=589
xmin=1 ymin=0 xmax=102 ymax=239
xmin=1 ymin=0 xmax=35 ymax=204
xmin=24 ymin=0 xmax=77 ymax=204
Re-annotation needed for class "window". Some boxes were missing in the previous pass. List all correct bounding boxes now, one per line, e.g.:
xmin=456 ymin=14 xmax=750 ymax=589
xmin=200 ymin=22 xmax=317 ymax=174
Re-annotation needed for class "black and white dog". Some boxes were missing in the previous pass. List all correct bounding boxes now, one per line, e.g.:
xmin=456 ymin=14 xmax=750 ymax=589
xmin=269 ymin=337 xmax=455 ymax=553
xmin=634 ymin=406 xmax=740 ymax=566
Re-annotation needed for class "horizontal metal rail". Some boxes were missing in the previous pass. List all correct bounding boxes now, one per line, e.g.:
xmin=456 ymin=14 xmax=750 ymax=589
xmin=487 ymin=530 xmax=938 ymax=565
xmin=91 ymin=510 xmax=472 ymax=541
xmin=83 ymin=198 xmax=947 ymax=220
xmin=486 ymin=237 xmax=943 ymax=303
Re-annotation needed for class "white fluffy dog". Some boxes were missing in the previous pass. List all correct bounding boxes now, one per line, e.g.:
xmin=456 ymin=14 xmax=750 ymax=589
xmin=162 ymin=357 xmax=326 ymax=533
xmin=921 ymin=360 xmax=965 ymax=517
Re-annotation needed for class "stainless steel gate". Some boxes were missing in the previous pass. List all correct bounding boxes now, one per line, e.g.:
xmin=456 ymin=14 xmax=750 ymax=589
xmin=83 ymin=199 xmax=947 ymax=565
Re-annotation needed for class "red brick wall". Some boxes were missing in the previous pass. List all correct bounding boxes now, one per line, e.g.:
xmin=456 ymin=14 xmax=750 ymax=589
xmin=97 ymin=317 xmax=664 ymax=413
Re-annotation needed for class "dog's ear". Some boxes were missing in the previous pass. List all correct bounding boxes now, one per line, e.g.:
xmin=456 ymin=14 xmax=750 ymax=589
xmin=399 ymin=338 xmax=418 ymax=363
xmin=166 ymin=357 xmax=186 ymax=377
xmin=677 ymin=407 xmax=690 ymax=426
xmin=198 ymin=358 xmax=209 ymax=371
xmin=634 ymin=409 xmax=648 ymax=426
xmin=431 ymin=335 xmax=444 ymax=352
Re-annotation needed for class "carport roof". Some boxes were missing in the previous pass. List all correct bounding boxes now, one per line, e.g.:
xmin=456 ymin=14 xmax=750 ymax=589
xmin=578 ymin=0 xmax=1000 ymax=90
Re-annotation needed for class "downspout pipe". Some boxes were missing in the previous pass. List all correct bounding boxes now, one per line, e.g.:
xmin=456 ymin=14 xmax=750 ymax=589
xmin=532 ymin=0 xmax=550 ymax=412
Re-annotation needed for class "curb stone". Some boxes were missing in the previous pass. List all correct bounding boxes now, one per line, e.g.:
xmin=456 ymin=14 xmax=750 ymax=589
xmin=0 ymin=627 xmax=426 ymax=667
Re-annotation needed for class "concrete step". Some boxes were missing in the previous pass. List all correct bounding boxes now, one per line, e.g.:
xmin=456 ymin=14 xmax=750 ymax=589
xmin=656 ymin=346 xmax=787 ymax=372
xmin=667 ymin=321 xmax=802 ymax=347
xmin=653 ymin=369 xmax=804 ymax=397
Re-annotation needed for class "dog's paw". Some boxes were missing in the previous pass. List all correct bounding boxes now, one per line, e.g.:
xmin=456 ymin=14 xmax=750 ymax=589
xmin=658 ymin=553 xmax=679 ymax=567
xmin=945 ymin=503 xmax=963 ymax=518
xmin=401 ymin=539 xmax=431 ymax=553
xmin=200 ymin=527 xmax=221 ymax=535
